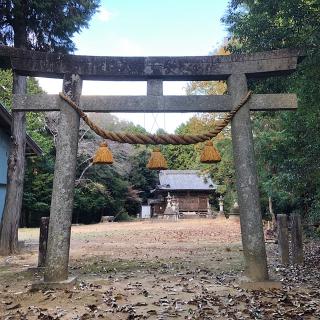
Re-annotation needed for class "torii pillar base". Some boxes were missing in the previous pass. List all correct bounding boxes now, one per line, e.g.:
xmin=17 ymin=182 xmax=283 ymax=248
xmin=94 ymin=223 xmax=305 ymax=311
xmin=239 ymin=280 xmax=282 ymax=291
xmin=30 ymin=276 xmax=77 ymax=292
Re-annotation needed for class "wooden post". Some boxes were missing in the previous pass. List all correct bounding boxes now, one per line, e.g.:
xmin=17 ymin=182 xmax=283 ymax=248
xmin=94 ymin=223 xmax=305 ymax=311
xmin=228 ymin=74 xmax=268 ymax=281
xmin=38 ymin=217 xmax=49 ymax=267
xmin=277 ymin=214 xmax=289 ymax=265
xmin=291 ymin=213 xmax=304 ymax=264
xmin=44 ymin=74 xmax=82 ymax=282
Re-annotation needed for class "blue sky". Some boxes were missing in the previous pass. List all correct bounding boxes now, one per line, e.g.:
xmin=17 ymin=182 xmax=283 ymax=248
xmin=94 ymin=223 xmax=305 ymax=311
xmin=38 ymin=0 xmax=230 ymax=132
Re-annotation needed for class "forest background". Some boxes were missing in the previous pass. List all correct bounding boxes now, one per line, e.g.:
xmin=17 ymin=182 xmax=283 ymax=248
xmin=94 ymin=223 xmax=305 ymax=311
xmin=0 ymin=0 xmax=319 ymax=227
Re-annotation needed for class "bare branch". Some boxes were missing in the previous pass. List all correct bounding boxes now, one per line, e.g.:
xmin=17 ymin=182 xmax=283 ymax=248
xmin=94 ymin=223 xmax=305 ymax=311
xmin=79 ymin=127 xmax=90 ymax=143
xmin=75 ymin=162 xmax=93 ymax=186
xmin=77 ymin=156 xmax=93 ymax=169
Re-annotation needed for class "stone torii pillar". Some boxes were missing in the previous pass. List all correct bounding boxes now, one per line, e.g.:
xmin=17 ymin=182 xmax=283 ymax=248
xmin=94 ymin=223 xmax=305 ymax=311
xmin=44 ymin=74 xmax=82 ymax=283
xmin=2 ymin=46 xmax=300 ymax=283
xmin=229 ymin=74 xmax=268 ymax=280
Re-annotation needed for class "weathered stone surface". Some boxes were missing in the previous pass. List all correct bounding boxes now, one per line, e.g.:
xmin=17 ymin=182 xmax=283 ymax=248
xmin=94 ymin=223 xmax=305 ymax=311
xmin=147 ymin=79 xmax=163 ymax=95
xmin=38 ymin=217 xmax=49 ymax=268
xmin=229 ymin=73 xmax=269 ymax=281
xmin=31 ymin=276 xmax=77 ymax=291
xmin=44 ymin=74 xmax=82 ymax=282
xmin=0 ymin=45 xmax=301 ymax=80
xmin=13 ymin=93 xmax=297 ymax=112
xmin=277 ymin=214 xmax=289 ymax=265
xmin=291 ymin=213 xmax=304 ymax=265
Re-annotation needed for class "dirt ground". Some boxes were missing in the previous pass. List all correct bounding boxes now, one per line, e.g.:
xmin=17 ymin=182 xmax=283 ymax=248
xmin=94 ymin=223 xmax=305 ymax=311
xmin=0 ymin=217 xmax=320 ymax=319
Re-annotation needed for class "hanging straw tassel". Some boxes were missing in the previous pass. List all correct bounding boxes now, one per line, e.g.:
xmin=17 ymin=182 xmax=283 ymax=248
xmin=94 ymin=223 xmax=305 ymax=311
xmin=147 ymin=147 xmax=168 ymax=170
xmin=200 ymin=140 xmax=221 ymax=163
xmin=92 ymin=141 xmax=113 ymax=164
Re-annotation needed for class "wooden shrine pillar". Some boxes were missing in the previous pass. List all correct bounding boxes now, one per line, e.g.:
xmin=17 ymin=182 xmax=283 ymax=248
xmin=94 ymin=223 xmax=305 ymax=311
xmin=44 ymin=74 xmax=82 ymax=282
xmin=228 ymin=74 xmax=268 ymax=281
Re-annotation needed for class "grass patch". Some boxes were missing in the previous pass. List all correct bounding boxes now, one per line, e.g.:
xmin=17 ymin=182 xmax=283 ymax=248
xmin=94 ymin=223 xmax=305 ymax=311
xmin=0 ymin=266 xmax=36 ymax=283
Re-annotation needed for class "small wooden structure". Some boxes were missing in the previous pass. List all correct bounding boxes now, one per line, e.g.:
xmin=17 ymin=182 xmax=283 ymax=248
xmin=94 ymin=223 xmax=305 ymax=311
xmin=150 ymin=170 xmax=217 ymax=218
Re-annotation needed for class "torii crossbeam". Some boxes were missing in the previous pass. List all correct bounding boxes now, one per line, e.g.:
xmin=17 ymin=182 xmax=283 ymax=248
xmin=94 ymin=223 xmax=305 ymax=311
xmin=0 ymin=45 xmax=301 ymax=283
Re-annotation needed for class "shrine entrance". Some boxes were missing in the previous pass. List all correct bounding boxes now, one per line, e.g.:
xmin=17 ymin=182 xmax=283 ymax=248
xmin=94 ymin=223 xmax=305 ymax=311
xmin=0 ymin=46 xmax=300 ymax=283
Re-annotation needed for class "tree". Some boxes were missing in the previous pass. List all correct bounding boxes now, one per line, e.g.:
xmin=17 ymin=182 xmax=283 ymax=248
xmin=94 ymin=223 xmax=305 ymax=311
xmin=162 ymin=115 xmax=222 ymax=170
xmin=183 ymin=45 xmax=236 ymax=210
xmin=222 ymin=0 xmax=320 ymax=53
xmin=185 ymin=45 xmax=228 ymax=96
xmin=222 ymin=0 xmax=320 ymax=221
xmin=1 ymin=66 xmax=160 ymax=228
xmin=0 ymin=69 xmax=55 ymax=228
xmin=127 ymin=147 xmax=158 ymax=203
xmin=0 ymin=0 xmax=100 ymax=255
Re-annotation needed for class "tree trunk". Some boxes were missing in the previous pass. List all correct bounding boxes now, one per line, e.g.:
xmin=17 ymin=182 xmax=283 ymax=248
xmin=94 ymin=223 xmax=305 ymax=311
xmin=268 ymin=196 xmax=276 ymax=232
xmin=0 ymin=2 xmax=28 ymax=255
xmin=0 ymin=75 xmax=27 ymax=255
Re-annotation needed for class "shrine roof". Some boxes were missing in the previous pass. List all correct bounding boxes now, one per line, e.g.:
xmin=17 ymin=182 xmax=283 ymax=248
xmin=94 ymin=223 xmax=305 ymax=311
xmin=0 ymin=102 xmax=42 ymax=156
xmin=157 ymin=170 xmax=217 ymax=191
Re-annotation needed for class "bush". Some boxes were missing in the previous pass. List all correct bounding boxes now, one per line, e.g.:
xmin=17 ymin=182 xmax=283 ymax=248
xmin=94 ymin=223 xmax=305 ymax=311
xmin=114 ymin=209 xmax=134 ymax=222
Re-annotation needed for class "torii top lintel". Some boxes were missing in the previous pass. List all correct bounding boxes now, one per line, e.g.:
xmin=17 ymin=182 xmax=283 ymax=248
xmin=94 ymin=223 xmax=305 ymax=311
xmin=0 ymin=45 xmax=302 ymax=81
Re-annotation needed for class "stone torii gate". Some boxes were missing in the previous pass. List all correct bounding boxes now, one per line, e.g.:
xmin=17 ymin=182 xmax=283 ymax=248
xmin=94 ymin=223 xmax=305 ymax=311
xmin=0 ymin=46 xmax=300 ymax=283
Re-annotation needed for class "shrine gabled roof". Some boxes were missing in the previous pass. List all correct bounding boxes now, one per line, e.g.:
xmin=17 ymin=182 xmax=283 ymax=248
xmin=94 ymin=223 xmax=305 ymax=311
xmin=157 ymin=170 xmax=217 ymax=191
xmin=0 ymin=102 xmax=42 ymax=156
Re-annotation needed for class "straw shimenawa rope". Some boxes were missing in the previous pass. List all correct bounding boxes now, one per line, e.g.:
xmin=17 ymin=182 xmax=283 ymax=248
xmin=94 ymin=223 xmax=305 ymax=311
xmin=59 ymin=91 xmax=252 ymax=145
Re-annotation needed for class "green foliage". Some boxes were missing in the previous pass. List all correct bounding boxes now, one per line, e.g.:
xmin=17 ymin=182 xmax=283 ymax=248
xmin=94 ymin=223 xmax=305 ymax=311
xmin=73 ymin=180 xmax=110 ymax=224
xmin=0 ymin=77 xmax=153 ymax=226
xmin=223 ymin=0 xmax=320 ymax=221
xmin=210 ymin=137 xmax=236 ymax=212
xmin=223 ymin=0 xmax=320 ymax=52
xmin=114 ymin=209 xmax=134 ymax=222
xmin=127 ymin=147 xmax=158 ymax=203
xmin=174 ymin=91 xmax=237 ymax=210
xmin=163 ymin=143 xmax=200 ymax=170
xmin=0 ymin=70 xmax=53 ymax=153
xmin=23 ymin=156 xmax=54 ymax=226
xmin=0 ymin=0 xmax=158 ymax=228
xmin=0 ymin=70 xmax=12 ymax=107
xmin=162 ymin=115 xmax=220 ymax=170
xmin=0 ymin=0 xmax=100 ymax=52
xmin=22 ymin=135 xmax=151 ymax=226
xmin=75 ymin=161 xmax=131 ymax=222
xmin=0 ymin=70 xmax=55 ymax=227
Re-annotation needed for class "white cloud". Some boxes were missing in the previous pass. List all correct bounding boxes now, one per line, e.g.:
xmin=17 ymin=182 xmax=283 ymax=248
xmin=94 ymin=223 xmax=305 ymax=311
xmin=97 ymin=7 xmax=112 ymax=22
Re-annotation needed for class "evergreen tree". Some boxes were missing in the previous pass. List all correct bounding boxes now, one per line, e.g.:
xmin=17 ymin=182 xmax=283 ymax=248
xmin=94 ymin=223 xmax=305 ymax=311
xmin=0 ymin=0 xmax=100 ymax=52
xmin=0 ymin=0 xmax=100 ymax=255
xmin=222 ymin=0 xmax=320 ymax=221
